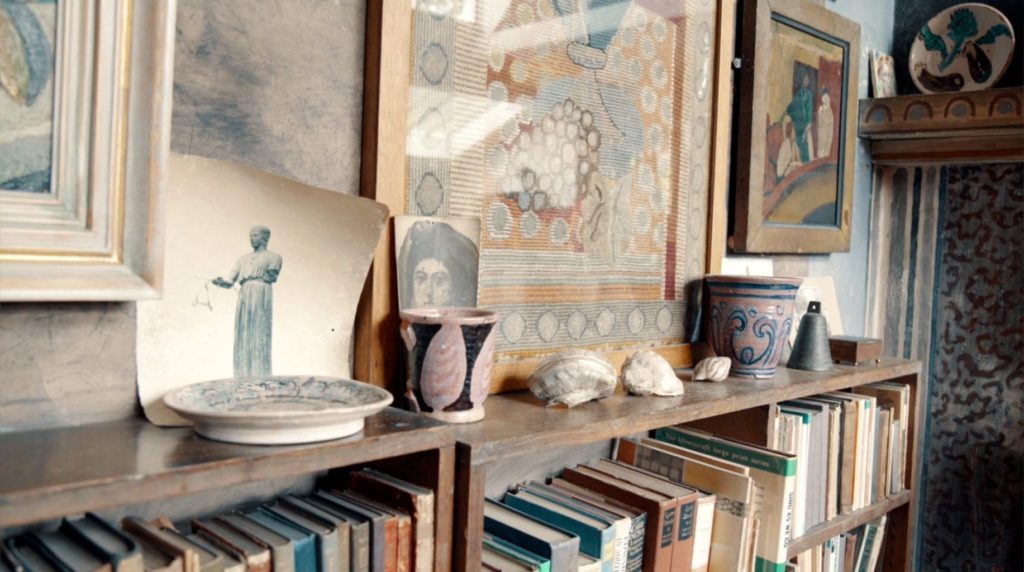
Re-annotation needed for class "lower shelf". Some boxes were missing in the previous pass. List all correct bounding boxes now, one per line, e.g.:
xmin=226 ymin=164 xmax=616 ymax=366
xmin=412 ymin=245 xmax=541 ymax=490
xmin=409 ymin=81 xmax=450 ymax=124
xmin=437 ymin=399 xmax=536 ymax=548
xmin=786 ymin=490 xmax=911 ymax=556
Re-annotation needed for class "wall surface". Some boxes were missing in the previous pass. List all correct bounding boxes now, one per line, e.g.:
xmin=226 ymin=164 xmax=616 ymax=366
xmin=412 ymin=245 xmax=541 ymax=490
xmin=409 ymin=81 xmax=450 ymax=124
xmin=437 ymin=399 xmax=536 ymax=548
xmin=0 ymin=0 xmax=369 ymax=432
xmin=725 ymin=0 xmax=896 ymax=337
xmin=891 ymin=0 xmax=1023 ymax=95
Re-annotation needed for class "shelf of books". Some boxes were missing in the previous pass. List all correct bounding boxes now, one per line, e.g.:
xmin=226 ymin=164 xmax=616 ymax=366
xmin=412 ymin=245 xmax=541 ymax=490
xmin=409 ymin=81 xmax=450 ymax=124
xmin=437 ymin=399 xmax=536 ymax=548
xmin=455 ymin=358 xmax=922 ymax=572
xmin=0 ymin=406 xmax=457 ymax=571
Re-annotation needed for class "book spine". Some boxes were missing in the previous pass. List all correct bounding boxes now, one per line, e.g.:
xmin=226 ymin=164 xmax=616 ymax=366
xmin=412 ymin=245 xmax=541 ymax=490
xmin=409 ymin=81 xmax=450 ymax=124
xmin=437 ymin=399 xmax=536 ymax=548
xmin=626 ymin=514 xmax=646 ymax=572
xmin=690 ymin=499 xmax=714 ymax=572
xmin=671 ymin=499 xmax=695 ymax=572
xmin=611 ymin=521 xmax=629 ymax=572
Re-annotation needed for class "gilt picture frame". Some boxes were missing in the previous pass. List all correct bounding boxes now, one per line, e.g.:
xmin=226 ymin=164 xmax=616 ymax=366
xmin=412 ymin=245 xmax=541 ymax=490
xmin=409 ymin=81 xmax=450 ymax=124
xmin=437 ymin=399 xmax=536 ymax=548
xmin=359 ymin=0 xmax=736 ymax=392
xmin=0 ymin=0 xmax=176 ymax=300
xmin=732 ymin=0 xmax=860 ymax=253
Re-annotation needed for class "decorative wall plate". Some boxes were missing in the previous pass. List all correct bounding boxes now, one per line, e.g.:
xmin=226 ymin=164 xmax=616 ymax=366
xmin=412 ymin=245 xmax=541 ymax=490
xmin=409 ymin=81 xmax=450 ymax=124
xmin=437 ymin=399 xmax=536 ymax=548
xmin=164 ymin=376 xmax=393 ymax=445
xmin=910 ymin=3 xmax=1015 ymax=93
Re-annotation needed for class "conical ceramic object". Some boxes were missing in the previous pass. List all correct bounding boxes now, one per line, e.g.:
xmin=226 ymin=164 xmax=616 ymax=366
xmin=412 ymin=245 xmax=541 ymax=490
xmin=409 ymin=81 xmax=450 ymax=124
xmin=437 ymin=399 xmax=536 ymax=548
xmin=788 ymin=301 xmax=833 ymax=371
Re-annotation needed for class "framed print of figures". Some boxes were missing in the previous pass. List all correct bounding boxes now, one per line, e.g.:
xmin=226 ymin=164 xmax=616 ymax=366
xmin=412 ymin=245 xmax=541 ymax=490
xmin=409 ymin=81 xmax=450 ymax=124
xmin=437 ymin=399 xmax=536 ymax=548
xmin=0 ymin=1 xmax=176 ymax=300
xmin=360 ymin=1 xmax=736 ymax=392
xmin=732 ymin=0 xmax=860 ymax=253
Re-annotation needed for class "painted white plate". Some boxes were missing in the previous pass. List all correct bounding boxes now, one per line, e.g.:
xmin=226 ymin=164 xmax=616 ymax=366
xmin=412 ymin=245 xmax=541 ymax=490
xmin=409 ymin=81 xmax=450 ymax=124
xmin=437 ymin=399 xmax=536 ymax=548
xmin=910 ymin=3 xmax=1015 ymax=93
xmin=164 ymin=376 xmax=393 ymax=445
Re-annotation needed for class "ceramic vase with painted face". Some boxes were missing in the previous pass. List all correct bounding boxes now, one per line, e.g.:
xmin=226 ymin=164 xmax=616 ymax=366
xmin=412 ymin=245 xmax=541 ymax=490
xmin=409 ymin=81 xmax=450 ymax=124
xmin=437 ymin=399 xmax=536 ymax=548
xmin=705 ymin=275 xmax=802 ymax=378
xmin=400 ymin=307 xmax=499 ymax=423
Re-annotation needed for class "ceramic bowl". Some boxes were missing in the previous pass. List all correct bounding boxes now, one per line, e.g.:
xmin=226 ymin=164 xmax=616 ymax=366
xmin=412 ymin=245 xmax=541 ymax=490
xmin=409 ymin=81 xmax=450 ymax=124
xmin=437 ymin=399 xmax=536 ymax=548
xmin=164 ymin=376 xmax=393 ymax=445
xmin=909 ymin=3 xmax=1015 ymax=93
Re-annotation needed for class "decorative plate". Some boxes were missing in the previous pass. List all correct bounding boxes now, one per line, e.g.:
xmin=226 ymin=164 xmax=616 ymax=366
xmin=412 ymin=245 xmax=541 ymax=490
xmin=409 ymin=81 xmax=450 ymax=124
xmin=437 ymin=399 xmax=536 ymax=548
xmin=910 ymin=3 xmax=1015 ymax=93
xmin=164 ymin=376 xmax=393 ymax=445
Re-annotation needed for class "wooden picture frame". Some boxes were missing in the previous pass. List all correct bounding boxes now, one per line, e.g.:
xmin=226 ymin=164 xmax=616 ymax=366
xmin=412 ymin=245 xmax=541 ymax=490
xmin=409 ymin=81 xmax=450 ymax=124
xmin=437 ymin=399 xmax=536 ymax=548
xmin=0 ymin=0 xmax=176 ymax=301
xmin=732 ymin=0 xmax=860 ymax=253
xmin=358 ymin=0 xmax=735 ymax=392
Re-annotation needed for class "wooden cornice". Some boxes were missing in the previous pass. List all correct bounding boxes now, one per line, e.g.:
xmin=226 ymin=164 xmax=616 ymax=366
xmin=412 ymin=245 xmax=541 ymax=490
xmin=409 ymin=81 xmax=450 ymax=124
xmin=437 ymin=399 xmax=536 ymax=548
xmin=858 ymin=88 xmax=1024 ymax=163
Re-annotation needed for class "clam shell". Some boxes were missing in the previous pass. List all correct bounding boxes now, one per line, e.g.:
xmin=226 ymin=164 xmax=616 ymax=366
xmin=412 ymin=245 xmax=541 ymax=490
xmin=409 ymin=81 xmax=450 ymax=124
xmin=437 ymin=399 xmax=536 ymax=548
xmin=621 ymin=350 xmax=684 ymax=396
xmin=693 ymin=356 xmax=731 ymax=382
xmin=528 ymin=349 xmax=617 ymax=407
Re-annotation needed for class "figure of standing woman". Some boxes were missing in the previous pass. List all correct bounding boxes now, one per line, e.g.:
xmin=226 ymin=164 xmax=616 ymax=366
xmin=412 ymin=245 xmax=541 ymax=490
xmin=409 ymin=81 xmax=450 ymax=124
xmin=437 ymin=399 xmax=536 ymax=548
xmin=213 ymin=225 xmax=283 ymax=377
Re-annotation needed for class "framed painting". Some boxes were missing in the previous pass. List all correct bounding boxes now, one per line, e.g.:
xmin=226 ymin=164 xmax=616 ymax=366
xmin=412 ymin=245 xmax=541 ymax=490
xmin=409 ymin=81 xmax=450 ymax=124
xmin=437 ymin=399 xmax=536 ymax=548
xmin=732 ymin=0 xmax=860 ymax=253
xmin=359 ymin=0 xmax=736 ymax=392
xmin=0 ymin=0 xmax=176 ymax=300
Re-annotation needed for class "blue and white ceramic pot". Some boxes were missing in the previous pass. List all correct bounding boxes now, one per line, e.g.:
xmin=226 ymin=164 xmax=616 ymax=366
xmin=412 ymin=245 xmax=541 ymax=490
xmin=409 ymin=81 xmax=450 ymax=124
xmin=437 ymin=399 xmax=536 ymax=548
xmin=705 ymin=275 xmax=802 ymax=378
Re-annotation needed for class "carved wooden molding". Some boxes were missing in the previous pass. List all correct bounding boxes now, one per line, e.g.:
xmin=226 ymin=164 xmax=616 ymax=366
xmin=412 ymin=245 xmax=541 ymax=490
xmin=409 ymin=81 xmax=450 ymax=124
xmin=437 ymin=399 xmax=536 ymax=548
xmin=859 ymin=88 xmax=1024 ymax=140
xmin=858 ymin=88 xmax=1024 ymax=163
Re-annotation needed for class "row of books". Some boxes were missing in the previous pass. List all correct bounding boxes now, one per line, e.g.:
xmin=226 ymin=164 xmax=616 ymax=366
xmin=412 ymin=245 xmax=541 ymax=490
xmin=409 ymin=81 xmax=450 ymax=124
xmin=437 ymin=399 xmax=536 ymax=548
xmin=0 ymin=468 xmax=434 ymax=572
xmin=769 ymin=383 xmax=910 ymax=536
xmin=788 ymin=516 xmax=888 ymax=572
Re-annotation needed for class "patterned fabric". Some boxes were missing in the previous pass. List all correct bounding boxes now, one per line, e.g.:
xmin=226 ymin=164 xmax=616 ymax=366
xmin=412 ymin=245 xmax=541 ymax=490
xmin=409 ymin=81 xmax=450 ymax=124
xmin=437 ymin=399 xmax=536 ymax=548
xmin=405 ymin=1 xmax=716 ymax=362
xmin=867 ymin=163 xmax=1023 ymax=570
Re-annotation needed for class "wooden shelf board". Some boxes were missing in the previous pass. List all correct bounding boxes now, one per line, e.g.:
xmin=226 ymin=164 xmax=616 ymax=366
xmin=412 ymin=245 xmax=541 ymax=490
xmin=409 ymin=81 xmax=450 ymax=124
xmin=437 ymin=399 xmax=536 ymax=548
xmin=454 ymin=359 xmax=920 ymax=463
xmin=0 ymin=408 xmax=452 ymax=527
xmin=787 ymin=490 xmax=911 ymax=557
xmin=858 ymin=87 xmax=1024 ymax=141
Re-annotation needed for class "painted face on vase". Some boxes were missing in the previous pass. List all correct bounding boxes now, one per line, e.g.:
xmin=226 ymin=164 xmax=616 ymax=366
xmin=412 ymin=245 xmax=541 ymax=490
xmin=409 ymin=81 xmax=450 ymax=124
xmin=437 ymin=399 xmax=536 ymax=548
xmin=412 ymin=257 xmax=452 ymax=307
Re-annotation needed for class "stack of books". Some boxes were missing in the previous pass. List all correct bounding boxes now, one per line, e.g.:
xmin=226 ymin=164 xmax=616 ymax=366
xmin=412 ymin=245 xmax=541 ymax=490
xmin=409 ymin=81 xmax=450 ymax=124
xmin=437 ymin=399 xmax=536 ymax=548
xmin=769 ymin=382 xmax=910 ymax=537
xmin=482 ymin=458 xmax=716 ymax=572
xmin=0 ymin=468 xmax=434 ymax=572
xmin=789 ymin=516 xmax=888 ymax=572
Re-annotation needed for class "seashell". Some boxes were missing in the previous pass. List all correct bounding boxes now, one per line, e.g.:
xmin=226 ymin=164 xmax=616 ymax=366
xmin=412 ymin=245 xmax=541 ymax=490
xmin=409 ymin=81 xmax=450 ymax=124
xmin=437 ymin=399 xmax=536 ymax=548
xmin=528 ymin=350 xmax=617 ymax=408
xmin=693 ymin=356 xmax=731 ymax=382
xmin=621 ymin=351 xmax=684 ymax=397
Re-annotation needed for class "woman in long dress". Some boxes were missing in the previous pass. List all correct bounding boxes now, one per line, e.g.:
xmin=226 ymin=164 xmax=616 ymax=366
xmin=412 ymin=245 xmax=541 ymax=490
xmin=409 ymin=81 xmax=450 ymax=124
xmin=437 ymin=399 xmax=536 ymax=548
xmin=213 ymin=226 xmax=283 ymax=377
xmin=816 ymin=90 xmax=834 ymax=159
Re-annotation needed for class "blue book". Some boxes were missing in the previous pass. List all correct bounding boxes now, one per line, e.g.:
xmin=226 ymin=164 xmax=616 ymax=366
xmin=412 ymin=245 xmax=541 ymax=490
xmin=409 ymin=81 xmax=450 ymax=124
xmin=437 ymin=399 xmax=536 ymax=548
xmin=482 ymin=533 xmax=550 ymax=572
xmin=483 ymin=499 xmax=579 ymax=572
xmin=242 ymin=510 xmax=316 ymax=572
xmin=505 ymin=489 xmax=616 ymax=572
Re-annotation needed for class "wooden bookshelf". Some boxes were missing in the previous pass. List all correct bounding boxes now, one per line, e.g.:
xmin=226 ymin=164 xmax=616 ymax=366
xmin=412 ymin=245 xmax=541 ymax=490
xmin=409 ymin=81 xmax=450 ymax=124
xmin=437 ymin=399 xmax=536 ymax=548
xmin=452 ymin=358 xmax=924 ymax=571
xmin=0 ymin=407 xmax=457 ymax=568
xmin=787 ymin=490 xmax=911 ymax=556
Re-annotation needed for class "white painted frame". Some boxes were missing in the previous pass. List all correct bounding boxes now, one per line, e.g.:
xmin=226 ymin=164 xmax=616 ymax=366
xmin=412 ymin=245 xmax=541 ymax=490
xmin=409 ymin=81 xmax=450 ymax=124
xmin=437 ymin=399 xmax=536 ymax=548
xmin=0 ymin=0 xmax=176 ymax=301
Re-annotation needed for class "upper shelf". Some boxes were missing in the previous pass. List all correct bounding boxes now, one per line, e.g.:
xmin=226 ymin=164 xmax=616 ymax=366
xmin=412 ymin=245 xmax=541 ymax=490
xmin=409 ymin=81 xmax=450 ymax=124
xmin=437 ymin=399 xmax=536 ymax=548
xmin=454 ymin=358 xmax=921 ymax=464
xmin=859 ymin=87 xmax=1024 ymax=140
xmin=0 ymin=407 xmax=452 ymax=528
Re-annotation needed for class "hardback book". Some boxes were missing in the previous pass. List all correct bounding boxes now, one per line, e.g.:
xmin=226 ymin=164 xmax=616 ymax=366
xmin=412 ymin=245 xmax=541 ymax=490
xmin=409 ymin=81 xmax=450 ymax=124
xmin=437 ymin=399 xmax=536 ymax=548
xmin=482 ymin=533 xmax=550 ymax=572
xmin=159 ymin=527 xmax=227 ymax=572
xmin=853 ymin=383 xmax=910 ymax=491
xmin=333 ymin=491 xmax=411 ymax=572
xmin=875 ymin=408 xmax=893 ymax=502
xmin=547 ymin=479 xmax=646 ymax=572
xmin=331 ymin=491 xmax=410 ymax=572
xmin=823 ymin=392 xmax=873 ymax=510
xmin=578 ymin=554 xmax=601 ymax=572
xmin=590 ymin=459 xmax=699 ymax=572
xmin=186 ymin=536 xmax=245 ymax=572
xmin=122 ymin=517 xmax=201 ymax=572
xmin=4 ymin=536 xmax=65 ymax=572
xmin=781 ymin=400 xmax=829 ymax=530
xmin=482 ymin=498 xmax=579 ymax=572
xmin=690 ymin=491 xmax=716 ymax=572
xmin=27 ymin=529 xmax=113 ymax=572
xmin=776 ymin=407 xmax=810 ymax=537
xmin=190 ymin=518 xmax=270 ymax=572
xmin=655 ymin=426 xmax=796 ymax=572
xmin=794 ymin=397 xmax=842 ymax=522
xmin=839 ymin=530 xmax=858 ymax=572
xmin=817 ymin=393 xmax=861 ymax=514
xmin=310 ymin=491 xmax=390 ymax=572
xmin=262 ymin=504 xmax=346 ymax=572
xmin=615 ymin=437 xmax=755 ymax=572
xmin=279 ymin=495 xmax=365 ymax=572
xmin=504 ymin=487 xmax=616 ymax=571
xmin=480 ymin=544 xmax=532 ymax=571
xmin=560 ymin=465 xmax=675 ymax=572
xmin=242 ymin=509 xmax=317 ymax=572
xmin=216 ymin=514 xmax=295 ymax=572
xmin=519 ymin=482 xmax=631 ymax=572
xmin=62 ymin=513 xmax=143 ymax=572
xmin=349 ymin=469 xmax=434 ymax=572
xmin=854 ymin=516 xmax=887 ymax=572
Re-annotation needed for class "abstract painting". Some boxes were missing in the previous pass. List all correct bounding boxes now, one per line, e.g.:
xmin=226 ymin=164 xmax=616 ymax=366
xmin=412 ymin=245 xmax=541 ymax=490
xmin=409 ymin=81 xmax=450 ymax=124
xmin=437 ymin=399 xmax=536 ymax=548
xmin=733 ymin=0 xmax=859 ymax=253
xmin=0 ymin=0 xmax=56 ymax=193
xmin=401 ymin=0 xmax=719 ymax=368
xmin=138 ymin=154 xmax=388 ymax=426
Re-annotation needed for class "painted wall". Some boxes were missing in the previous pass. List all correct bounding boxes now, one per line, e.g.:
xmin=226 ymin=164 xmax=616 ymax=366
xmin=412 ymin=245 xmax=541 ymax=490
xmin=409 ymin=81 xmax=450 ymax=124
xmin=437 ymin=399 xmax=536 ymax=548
xmin=725 ymin=0 xmax=897 ymax=337
xmin=0 ymin=0 xmax=368 ymax=432
xmin=892 ymin=0 xmax=1023 ymax=95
